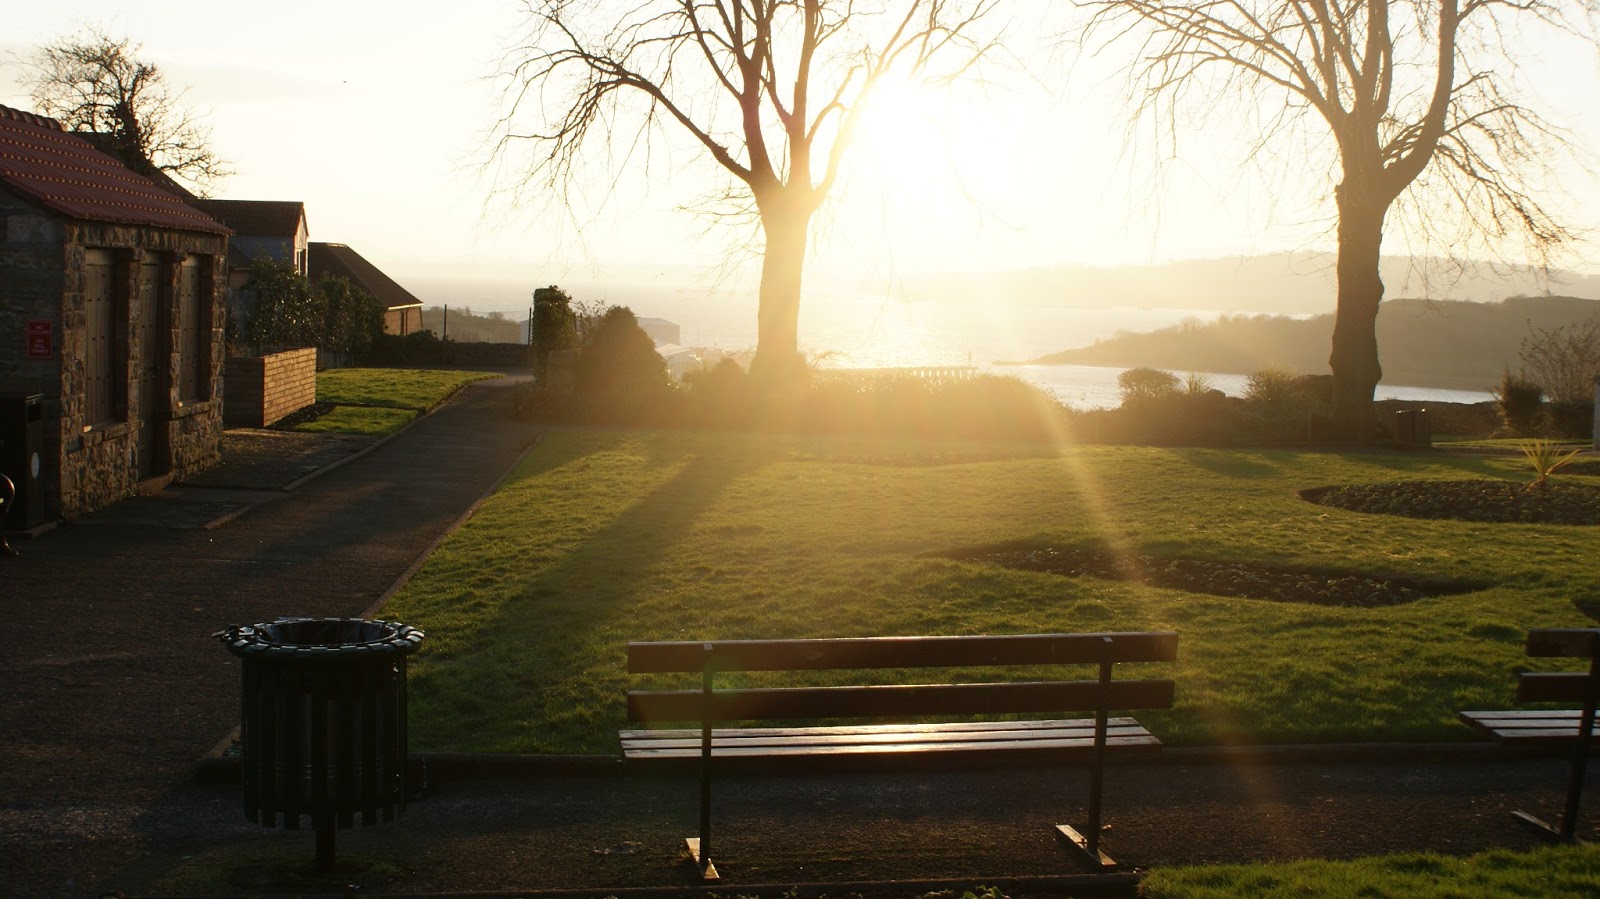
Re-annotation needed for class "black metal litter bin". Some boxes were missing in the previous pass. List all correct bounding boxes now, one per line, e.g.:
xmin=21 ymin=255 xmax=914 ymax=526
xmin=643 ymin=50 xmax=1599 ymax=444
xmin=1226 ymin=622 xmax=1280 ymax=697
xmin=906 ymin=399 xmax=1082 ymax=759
xmin=0 ymin=394 xmax=45 ymax=529
xmin=216 ymin=617 xmax=424 ymax=868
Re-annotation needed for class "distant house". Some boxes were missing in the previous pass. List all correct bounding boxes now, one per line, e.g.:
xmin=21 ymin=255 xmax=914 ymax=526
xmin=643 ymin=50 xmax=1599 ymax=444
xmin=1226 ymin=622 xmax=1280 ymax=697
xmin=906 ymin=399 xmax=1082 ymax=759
xmin=191 ymin=199 xmax=309 ymax=276
xmin=0 ymin=104 xmax=230 ymax=522
xmin=307 ymin=242 xmax=424 ymax=336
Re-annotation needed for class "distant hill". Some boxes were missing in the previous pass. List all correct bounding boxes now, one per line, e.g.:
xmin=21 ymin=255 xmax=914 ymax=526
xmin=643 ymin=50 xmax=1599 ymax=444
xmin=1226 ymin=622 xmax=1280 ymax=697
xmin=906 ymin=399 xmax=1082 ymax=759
xmin=905 ymin=253 xmax=1600 ymax=314
xmin=1028 ymin=295 xmax=1600 ymax=391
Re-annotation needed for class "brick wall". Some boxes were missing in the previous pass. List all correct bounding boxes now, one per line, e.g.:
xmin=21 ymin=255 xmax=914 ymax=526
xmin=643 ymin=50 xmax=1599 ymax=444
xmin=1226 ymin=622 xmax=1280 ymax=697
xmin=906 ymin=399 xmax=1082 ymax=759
xmin=224 ymin=347 xmax=317 ymax=428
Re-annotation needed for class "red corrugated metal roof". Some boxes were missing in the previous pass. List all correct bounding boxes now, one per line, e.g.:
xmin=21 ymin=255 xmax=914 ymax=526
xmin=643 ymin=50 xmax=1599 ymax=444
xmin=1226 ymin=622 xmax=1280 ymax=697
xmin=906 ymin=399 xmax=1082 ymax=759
xmin=0 ymin=104 xmax=229 ymax=235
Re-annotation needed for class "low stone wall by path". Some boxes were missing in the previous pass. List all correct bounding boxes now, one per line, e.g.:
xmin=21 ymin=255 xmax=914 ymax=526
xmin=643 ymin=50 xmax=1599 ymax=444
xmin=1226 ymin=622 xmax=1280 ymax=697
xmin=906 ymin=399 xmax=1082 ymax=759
xmin=224 ymin=348 xmax=317 ymax=428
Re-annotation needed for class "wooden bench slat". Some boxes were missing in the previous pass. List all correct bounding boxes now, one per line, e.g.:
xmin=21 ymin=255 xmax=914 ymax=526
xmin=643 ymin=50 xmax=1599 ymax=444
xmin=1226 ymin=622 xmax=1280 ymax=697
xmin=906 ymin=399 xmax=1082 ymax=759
xmin=1526 ymin=629 xmax=1600 ymax=659
xmin=619 ymin=716 xmax=1147 ymax=742
xmin=628 ymin=632 xmax=1179 ymax=674
xmin=623 ymin=733 xmax=1164 ymax=760
xmin=629 ymin=679 xmax=1176 ymax=724
xmin=1461 ymin=710 xmax=1600 ymax=741
xmin=1518 ymin=672 xmax=1598 ymax=703
xmin=622 ymin=721 xmax=1154 ymax=752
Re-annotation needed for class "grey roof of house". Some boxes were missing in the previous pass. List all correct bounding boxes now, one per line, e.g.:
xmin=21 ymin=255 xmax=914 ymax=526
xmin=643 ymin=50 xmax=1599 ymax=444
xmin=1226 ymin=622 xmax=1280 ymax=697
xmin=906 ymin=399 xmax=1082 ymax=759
xmin=190 ymin=199 xmax=306 ymax=238
xmin=308 ymin=242 xmax=425 ymax=312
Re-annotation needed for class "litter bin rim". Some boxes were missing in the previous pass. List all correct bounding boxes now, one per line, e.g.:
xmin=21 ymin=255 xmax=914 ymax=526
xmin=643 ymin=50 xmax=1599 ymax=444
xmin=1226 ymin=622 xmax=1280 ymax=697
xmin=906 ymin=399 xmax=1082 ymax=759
xmin=215 ymin=616 xmax=424 ymax=660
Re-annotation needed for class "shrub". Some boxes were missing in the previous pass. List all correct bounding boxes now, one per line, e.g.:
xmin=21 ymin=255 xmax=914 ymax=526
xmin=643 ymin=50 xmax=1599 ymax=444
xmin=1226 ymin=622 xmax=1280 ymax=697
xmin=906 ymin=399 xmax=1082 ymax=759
xmin=571 ymin=306 xmax=671 ymax=422
xmin=1547 ymin=400 xmax=1595 ymax=440
xmin=1243 ymin=366 xmax=1302 ymax=407
xmin=530 ymin=285 xmax=577 ymax=379
xmin=681 ymin=358 xmax=753 ymax=426
xmin=1117 ymin=367 xmax=1179 ymax=406
xmin=1493 ymin=370 xmax=1545 ymax=437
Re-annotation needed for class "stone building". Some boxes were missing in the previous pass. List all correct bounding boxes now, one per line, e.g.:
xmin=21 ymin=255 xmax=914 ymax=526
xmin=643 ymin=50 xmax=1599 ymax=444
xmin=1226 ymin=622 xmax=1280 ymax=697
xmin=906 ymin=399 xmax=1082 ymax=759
xmin=0 ymin=104 xmax=230 ymax=521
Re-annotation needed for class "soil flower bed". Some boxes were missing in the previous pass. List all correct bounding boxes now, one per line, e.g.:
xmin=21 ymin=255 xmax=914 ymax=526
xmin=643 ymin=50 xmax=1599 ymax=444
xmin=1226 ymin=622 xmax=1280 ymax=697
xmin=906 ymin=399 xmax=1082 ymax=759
xmin=1302 ymin=480 xmax=1600 ymax=525
xmin=951 ymin=546 xmax=1479 ymax=607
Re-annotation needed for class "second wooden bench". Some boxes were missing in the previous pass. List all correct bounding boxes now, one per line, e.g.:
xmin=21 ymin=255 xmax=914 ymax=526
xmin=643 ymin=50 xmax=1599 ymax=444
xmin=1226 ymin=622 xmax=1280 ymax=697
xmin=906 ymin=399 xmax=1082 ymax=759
xmin=623 ymin=631 xmax=1178 ymax=880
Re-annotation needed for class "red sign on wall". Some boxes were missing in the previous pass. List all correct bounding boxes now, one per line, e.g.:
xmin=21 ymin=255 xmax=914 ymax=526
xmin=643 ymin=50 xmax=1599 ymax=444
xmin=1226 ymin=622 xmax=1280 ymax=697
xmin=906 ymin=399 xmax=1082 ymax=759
xmin=26 ymin=320 xmax=52 ymax=359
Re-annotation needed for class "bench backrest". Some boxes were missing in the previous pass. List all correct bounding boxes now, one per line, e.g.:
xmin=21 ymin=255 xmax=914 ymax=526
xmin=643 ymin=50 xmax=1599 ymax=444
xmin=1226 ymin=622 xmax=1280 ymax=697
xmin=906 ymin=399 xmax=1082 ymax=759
xmin=1518 ymin=628 xmax=1600 ymax=704
xmin=627 ymin=632 xmax=1178 ymax=725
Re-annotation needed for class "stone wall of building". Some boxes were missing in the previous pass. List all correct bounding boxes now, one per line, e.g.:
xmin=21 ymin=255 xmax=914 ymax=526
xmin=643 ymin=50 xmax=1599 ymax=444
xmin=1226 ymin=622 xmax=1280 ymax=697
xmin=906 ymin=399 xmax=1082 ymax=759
xmin=0 ymin=188 xmax=69 ymax=521
xmin=0 ymin=193 xmax=228 ymax=520
xmin=224 ymin=347 xmax=317 ymax=428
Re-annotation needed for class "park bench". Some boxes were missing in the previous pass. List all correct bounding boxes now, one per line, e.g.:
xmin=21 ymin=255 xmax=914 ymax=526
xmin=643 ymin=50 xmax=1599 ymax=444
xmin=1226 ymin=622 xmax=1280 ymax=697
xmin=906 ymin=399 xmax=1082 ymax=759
xmin=1459 ymin=627 xmax=1600 ymax=841
xmin=622 ymin=631 xmax=1178 ymax=880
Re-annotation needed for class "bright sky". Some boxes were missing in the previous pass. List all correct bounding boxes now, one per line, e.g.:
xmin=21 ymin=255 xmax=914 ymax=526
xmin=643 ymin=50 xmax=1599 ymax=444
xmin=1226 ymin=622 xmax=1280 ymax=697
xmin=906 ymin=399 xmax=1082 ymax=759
xmin=4 ymin=1 xmax=1599 ymax=303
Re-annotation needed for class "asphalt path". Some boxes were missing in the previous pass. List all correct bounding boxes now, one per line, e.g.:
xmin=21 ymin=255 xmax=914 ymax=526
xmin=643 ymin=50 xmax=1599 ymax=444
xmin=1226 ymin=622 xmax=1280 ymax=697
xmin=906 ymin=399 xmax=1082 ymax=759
xmin=0 ymin=375 xmax=541 ymax=897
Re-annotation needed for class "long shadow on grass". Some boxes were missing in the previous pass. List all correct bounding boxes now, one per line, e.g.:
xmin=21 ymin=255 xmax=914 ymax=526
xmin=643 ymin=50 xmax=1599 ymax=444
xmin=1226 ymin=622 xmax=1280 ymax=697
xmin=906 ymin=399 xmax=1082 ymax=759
xmin=417 ymin=436 xmax=780 ymax=753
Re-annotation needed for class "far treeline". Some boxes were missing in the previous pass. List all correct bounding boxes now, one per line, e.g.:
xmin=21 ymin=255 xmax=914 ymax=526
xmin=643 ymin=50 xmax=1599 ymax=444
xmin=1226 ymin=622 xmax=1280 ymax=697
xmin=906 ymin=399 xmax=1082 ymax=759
xmin=420 ymin=306 xmax=523 ymax=344
xmin=1032 ymin=295 xmax=1600 ymax=392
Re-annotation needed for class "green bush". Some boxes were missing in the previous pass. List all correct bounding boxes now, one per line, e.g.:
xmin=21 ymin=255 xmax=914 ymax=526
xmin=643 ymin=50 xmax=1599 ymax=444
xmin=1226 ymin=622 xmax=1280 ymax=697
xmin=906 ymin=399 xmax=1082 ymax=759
xmin=681 ymin=358 xmax=754 ymax=426
xmin=1493 ymin=371 xmax=1545 ymax=437
xmin=1548 ymin=399 xmax=1594 ymax=440
xmin=1118 ymin=366 xmax=1179 ymax=406
xmin=571 ymin=307 xmax=672 ymax=423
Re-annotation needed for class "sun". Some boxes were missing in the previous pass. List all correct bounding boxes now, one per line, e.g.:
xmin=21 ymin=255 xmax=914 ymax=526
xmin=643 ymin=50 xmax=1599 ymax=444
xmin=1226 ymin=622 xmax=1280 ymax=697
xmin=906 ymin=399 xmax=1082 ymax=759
xmin=852 ymin=75 xmax=963 ymax=192
xmin=823 ymin=72 xmax=1018 ymax=273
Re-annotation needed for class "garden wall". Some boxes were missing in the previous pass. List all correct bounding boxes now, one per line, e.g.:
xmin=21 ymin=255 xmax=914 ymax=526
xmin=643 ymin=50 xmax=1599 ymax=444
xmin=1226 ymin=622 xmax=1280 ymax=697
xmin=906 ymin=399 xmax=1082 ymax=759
xmin=224 ymin=347 xmax=316 ymax=428
xmin=443 ymin=341 xmax=532 ymax=369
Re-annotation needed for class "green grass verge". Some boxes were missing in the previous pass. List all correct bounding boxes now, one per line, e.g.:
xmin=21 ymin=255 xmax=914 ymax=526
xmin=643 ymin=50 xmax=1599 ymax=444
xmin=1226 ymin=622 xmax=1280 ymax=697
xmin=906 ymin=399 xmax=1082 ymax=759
xmin=291 ymin=367 xmax=501 ymax=435
xmin=1143 ymin=843 xmax=1600 ymax=898
xmin=292 ymin=406 xmax=417 ymax=436
xmin=316 ymin=368 xmax=500 ymax=411
xmin=382 ymin=429 xmax=1600 ymax=754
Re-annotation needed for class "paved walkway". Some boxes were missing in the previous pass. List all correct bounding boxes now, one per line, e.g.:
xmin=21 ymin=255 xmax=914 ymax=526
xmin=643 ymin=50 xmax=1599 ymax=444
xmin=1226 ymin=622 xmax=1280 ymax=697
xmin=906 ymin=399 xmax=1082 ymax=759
xmin=0 ymin=379 xmax=1594 ymax=896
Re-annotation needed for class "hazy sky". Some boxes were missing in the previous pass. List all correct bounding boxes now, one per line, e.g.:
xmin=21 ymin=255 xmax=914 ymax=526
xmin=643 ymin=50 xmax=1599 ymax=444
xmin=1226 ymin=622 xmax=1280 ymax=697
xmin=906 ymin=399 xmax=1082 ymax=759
xmin=5 ymin=1 xmax=1599 ymax=302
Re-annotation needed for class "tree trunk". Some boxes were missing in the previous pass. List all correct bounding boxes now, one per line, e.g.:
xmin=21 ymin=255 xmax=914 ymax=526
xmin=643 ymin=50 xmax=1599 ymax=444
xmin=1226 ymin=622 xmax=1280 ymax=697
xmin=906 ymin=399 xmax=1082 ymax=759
xmin=1328 ymin=187 xmax=1388 ymax=442
xmin=750 ymin=203 xmax=811 ymax=386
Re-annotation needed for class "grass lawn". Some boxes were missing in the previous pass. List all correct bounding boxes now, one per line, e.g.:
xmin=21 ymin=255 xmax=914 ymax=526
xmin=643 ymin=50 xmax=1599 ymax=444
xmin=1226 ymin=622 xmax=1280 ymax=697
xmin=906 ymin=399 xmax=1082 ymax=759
xmin=292 ymin=405 xmax=417 ymax=435
xmin=315 ymin=367 xmax=500 ymax=411
xmin=1143 ymin=843 xmax=1600 ymax=897
xmin=382 ymin=429 xmax=1600 ymax=754
xmin=291 ymin=368 xmax=501 ymax=436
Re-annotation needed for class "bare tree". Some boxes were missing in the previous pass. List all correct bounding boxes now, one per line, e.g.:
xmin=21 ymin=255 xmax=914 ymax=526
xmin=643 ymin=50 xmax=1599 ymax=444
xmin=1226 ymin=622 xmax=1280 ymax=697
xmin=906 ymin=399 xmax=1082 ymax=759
xmin=493 ymin=0 xmax=1000 ymax=383
xmin=1520 ymin=315 xmax=1600 ymax=405
xmin=1081 ymin=0 xmax=1590 ymax=439
xmin=25 ymin=28 xmax=229 ymax=195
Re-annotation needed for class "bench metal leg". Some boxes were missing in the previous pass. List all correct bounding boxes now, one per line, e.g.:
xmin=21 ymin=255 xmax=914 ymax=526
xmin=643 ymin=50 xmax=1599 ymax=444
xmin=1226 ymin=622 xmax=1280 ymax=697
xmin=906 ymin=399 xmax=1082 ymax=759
xmin=685 ymin=837 xmax=719 ymax=881
xmin=1055 ymin=824 xmax=1116 ymax=869
xmin=690 ymin=651 xmax=719 ymax=881
xmin=1058 ymin=637 xmax=1118 ymax=870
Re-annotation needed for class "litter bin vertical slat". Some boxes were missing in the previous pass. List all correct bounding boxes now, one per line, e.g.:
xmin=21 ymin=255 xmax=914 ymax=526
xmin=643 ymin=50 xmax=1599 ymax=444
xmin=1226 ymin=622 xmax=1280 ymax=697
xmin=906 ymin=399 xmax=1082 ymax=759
xmin=362 ymin=659 xmax=381 ymax=824
xmin=336 ymin=659 xmax=357 ymax=829
xmin=310 ymin=664 xmax=330 ymax=832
